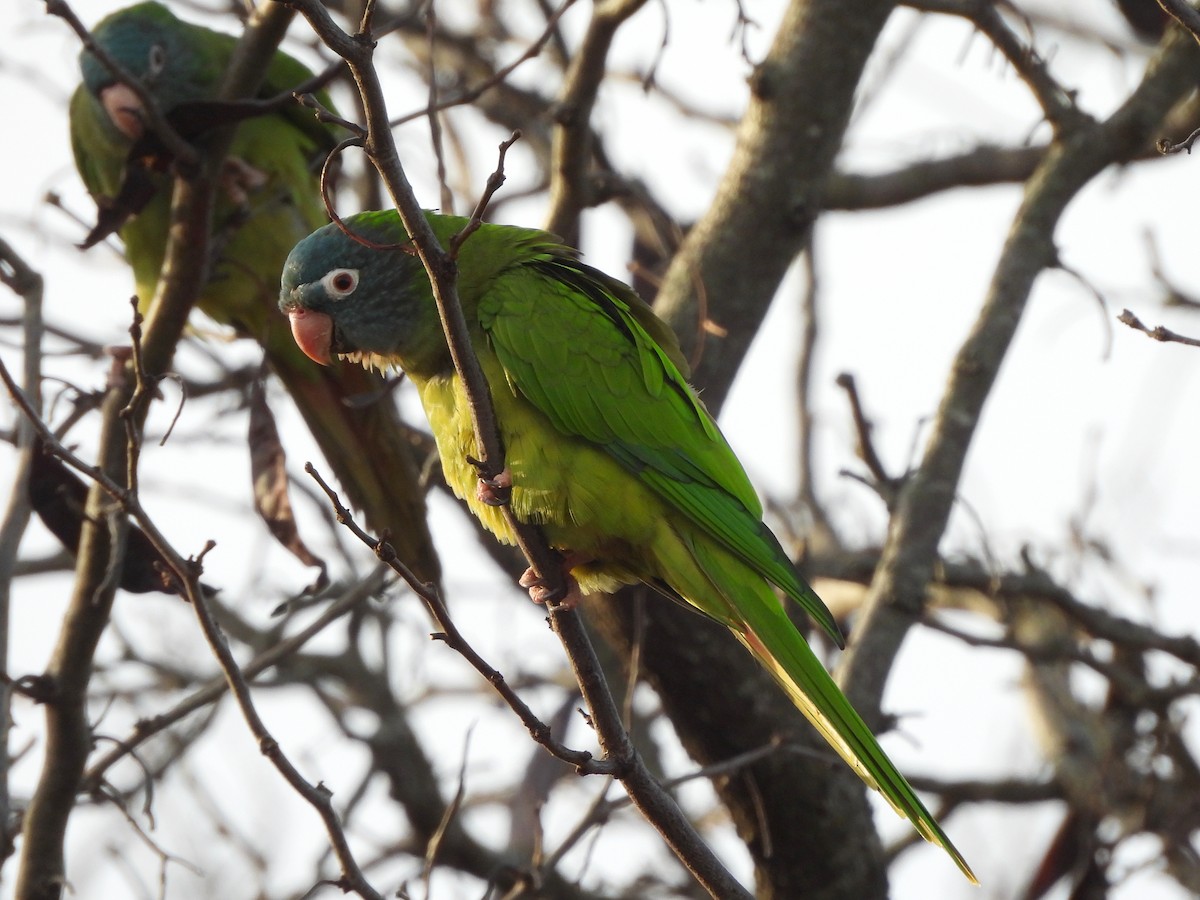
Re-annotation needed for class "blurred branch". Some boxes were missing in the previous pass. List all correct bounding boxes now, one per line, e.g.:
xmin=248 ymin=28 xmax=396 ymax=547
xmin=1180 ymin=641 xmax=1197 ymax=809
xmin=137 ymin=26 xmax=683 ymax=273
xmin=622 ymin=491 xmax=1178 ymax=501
xmin=80 ymin=570 xmax=387 ymax=790
xmin=825 ymin=144 xmax=1048 ymax=210
xmin=793 ymin=244 xmax=837 ymax=553
xmin=297 ymin=636 xmax=604 ymax=899
xmin=181 ymin=549 xmax=383 ymax=898
xmin=304 ymin=463 xmax=751 ymax=899
xmin=904 ymin=774 xmax=1061 ymax=804
xmin=543 ymin=0 xmax=651 ymax=244
xmin=13 ymin=4 xmax=326 ymax=897
xmin=835 ymin=372 xmax=904 ymax=510
xmin=910 ymin=0 xmax=1084 ymax=130
xmin=0 ymin=236 xmax=45 ymax=862
xmin=392 ymin=0 xmax=577 ymax=129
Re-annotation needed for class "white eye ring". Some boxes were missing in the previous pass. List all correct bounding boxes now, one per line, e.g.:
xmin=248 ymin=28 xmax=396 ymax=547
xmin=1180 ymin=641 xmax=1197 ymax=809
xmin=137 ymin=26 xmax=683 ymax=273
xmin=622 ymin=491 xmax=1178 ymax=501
xmin=147 ymin=44 xmax=167 ymax=78
xmin=321 ymin=268 xmax=359 ymax=299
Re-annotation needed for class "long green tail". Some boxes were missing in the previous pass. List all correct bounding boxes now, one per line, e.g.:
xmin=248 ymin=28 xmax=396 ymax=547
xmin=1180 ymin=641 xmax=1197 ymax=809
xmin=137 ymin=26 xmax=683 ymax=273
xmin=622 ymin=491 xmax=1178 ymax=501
xmin=675 ymin=534 xmax=977 ymax=883
xmin=733 ymin=597 xmax=978 ymax=884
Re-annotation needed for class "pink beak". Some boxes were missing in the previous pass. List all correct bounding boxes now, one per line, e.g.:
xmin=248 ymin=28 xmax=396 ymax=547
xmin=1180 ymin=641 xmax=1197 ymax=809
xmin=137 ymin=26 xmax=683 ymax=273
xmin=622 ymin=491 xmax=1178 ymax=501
xmin=287 ymin=307 xmax=333 ymax=365
xmin=99 ymin=82 xmax=146 ymax=141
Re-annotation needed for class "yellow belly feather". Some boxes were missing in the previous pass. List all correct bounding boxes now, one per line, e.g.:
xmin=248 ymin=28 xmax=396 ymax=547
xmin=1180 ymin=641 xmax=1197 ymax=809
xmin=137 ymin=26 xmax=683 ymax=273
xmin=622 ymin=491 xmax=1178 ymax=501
xmin=415 ymin=358 xmax=666 ymax=596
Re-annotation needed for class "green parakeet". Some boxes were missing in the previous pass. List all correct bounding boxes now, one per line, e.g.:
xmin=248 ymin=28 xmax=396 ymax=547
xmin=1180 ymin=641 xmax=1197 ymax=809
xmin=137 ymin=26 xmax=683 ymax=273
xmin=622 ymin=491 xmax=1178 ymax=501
xmin=69 ymin=2 xmax=438 ymax=580
xmin=279 ymin=210 xmax=978 ymax=883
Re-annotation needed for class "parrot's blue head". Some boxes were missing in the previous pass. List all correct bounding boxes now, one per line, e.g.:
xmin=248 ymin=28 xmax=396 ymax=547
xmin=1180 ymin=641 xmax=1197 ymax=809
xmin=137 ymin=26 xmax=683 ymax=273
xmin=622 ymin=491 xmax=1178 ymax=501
xmin=280 ymin=212 xmax=443 ymax=377
xmin=80 ymin=2 xmax=212 ymax=139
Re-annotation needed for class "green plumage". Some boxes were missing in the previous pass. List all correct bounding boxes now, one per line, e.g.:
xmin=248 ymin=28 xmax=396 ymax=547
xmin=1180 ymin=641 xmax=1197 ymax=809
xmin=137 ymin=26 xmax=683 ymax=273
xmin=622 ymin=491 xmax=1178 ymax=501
xmin=69 ymin=3 xmax=438 ymax=577
xmin=70 ymin=1 xmax=331 ymax=317
xmin=280 ymin=210 xmax=977 ymax=883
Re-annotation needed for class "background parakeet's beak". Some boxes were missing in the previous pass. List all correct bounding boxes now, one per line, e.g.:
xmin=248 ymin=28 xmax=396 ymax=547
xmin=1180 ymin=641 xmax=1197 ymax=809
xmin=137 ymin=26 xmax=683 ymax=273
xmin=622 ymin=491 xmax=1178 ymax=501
xmin=287 ymin=305 xmax=333 ymax=366
xmin=99 ymin=83 xmax=144 ymax=140
xmin=69 ymin=3 xmax=444 ymax=584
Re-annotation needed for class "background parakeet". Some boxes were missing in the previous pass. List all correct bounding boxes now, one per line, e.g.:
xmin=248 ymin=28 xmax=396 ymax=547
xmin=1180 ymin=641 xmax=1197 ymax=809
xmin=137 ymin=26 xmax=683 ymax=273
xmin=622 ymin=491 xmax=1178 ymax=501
xmin=279 ymin=210 xmax=978 ymax=883
xmin=69 ymin=2 xmax=438 ymax=581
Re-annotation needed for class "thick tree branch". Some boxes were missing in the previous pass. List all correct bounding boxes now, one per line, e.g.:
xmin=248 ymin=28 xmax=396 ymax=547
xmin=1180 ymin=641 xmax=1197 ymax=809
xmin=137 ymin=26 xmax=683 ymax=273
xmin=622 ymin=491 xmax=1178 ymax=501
xmin=15 ymin=5 xmax=330 ymax=897
xmin=653 ymin=0 xmax=898 ymax=403
xmin=839 ymin=26 xmax=1200 ymax=721
xmin=543 ymin=0 xmax=650 ymax=244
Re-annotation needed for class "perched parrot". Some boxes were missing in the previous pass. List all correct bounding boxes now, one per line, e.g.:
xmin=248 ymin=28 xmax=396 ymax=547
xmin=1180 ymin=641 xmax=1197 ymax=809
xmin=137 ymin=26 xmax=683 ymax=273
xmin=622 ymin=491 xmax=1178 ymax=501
xmin=69 ymin=2 xmax=438 ymax=581
xmin=279 ymin=209 xmax=978 ymax=882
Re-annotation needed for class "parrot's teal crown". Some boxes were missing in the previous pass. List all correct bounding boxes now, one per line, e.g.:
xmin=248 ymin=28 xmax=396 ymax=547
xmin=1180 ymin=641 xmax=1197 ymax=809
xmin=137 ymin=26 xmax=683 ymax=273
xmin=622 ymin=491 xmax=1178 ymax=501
xmin=280 ymin=212 xmax=411 ymax=298
xmin=81 ymin=3 xmax=183 ymax=92
xmin=280 ymin=212 xmax=434 ymax=369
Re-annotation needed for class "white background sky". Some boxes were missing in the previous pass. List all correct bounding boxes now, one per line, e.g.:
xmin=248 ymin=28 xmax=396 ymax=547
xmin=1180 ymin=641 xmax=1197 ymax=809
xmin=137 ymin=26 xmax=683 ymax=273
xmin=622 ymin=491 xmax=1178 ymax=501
xmin=3 ymin=1 xmax=1200 ymax=898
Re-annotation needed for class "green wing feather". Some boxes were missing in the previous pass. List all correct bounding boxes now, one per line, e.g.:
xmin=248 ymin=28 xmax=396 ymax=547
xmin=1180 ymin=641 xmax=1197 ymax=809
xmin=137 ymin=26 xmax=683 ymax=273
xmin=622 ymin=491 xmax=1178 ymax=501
xmin=475 ymin=233 xmax=842 ymax=646
xmin=277 ymin=210 xmax=974 ymax=880
xmin=467 ymin=226 xmax=975 ymax=882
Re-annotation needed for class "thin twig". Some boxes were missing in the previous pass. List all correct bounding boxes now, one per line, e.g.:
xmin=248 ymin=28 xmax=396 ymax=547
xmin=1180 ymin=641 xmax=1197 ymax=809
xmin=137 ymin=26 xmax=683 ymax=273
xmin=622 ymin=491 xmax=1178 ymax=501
xmin=304 ymin=463 xmax=603 ymax=772
xmin=305 ymin=464 xmax=751 ymax=898
xmin=81 ymin=570 xmax=388 ymax=789
xmin=1117 ymin=308 xmax=1200 ymax=348
xmin=387 ymin=0 xmax=580 ymax=129
xmin=424 ymin=3 xmax=454 ymax=214
xmin=449 ymin=132 xmax=522 ymax=256
xmin=912 ymin=0 xmax=1085 ymax=130
xmin=419 ymin=726 xmax=472 ymax=891
xmin=179 ymin=554 xmax=384 ymax=900
xmin=835 ymin=372 xmax=902 ymax=506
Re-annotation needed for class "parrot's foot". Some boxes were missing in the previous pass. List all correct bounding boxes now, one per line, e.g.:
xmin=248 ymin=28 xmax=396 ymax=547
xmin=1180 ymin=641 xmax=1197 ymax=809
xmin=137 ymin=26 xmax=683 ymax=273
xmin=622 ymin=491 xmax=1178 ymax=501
xmin=476 ymin=468 xmax=512 ymax=506
xmin=519 ymin=553 xmax=587 ymax=609
xmin=106 ymin=346 xmax=139 ymax=390
xmin=220 ymin=156 xmax=269 ymax=206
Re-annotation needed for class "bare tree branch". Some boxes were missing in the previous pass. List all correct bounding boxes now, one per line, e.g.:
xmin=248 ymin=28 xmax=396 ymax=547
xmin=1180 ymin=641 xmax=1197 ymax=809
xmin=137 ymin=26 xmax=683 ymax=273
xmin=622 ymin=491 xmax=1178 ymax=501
xmin=839 ymin=25 xmax=1200 ymax=724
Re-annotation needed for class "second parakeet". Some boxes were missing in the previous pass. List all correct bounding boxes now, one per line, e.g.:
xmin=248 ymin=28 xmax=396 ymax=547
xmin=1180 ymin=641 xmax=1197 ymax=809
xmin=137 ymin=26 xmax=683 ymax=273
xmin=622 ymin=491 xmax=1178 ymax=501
xmin=279 ymin=209 xmax=977 ymax=883
xmin=68 ymin=1 xmax=438 ymax=580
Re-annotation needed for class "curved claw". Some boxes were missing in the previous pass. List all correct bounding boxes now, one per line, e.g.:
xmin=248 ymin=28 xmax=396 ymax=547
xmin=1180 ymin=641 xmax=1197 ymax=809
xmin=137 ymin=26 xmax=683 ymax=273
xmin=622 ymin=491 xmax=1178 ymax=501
xmin=519 ymin=552 xmax=589 ymax=609
xmin=476 ymin=468 xmax=512 ymax=506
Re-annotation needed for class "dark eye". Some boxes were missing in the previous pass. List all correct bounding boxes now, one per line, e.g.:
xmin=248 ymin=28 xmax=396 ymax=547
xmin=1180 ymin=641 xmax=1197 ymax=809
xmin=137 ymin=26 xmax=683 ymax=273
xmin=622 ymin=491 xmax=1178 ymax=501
xmin=321 ymin=268 xmax=359 ymax=299
xmin=147 ymin=44 xmax=166 ymax=78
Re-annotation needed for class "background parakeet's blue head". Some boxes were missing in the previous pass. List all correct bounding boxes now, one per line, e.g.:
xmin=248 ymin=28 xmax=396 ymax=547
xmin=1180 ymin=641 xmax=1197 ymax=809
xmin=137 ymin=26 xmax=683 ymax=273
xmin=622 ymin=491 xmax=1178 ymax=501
xmin=80 ymin=1 xmax=217 ymax=141
xmin=71 ymin=0 xmax=337 ymax=260
xmin=68 ymin=3 xmax=442 ymax=576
